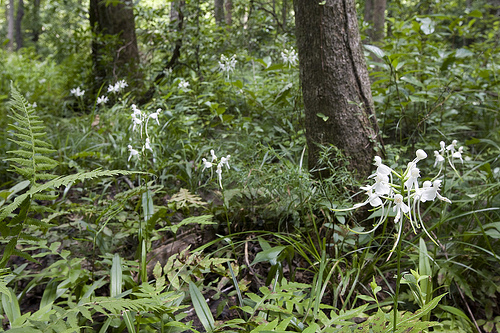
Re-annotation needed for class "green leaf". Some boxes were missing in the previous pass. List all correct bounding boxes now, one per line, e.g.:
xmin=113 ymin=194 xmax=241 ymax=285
xmin=1 ymin=288 xmax=20 ymax=325
xmin=189 ymin=281 xmax=215 ymax=332
xmin=251 ymin=246 xmax=286 ymax=266
xmin=110 ymin=253 xmax=123 ymax=297
xmin=365 ymin=44 xmax=386 ymax=59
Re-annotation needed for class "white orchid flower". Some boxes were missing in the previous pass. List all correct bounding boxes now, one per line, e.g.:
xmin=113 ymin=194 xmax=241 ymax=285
xmin=128 ymin=145 xmax=139 ymax=161
xmin=434 ymin=150 xmax=445 ymax=167
xmin=202 ymin=158 xmax=213 ymax=171
xmin=393 ymin=194 xmax=410 ymax=223
xmin=144 ymin=138 xmax=153 ymax=153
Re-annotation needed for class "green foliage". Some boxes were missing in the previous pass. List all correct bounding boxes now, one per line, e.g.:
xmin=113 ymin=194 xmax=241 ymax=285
xmin=0 ymin=1 xmax=499 ymax=332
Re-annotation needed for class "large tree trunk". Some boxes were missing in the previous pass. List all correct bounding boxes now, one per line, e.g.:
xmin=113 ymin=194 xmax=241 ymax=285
xmin=364 ymin=0 xmax=386 ymax=43
xmin=89 ymin=0 xmax=141 ymax=91
xmin=214 ymin=0 xmax=225 ymax=25
xmin=7 ymin=0 xmax=14 ymax=51
xmin=294 ymin=0 xmax=382 ymax=180
xmin=14 ymin=0 xmax=24 ymax=50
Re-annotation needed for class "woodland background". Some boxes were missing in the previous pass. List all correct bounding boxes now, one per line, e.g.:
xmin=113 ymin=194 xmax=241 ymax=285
xmin=0 ymin=0 xmax=500 ymax=332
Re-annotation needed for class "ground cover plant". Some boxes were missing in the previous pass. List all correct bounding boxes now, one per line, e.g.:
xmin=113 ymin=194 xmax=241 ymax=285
xmin=0 ymin=0 xmax=499 ymax=332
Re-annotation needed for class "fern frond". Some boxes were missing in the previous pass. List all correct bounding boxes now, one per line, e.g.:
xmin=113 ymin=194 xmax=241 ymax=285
xmin=0 ymin=170 xmax=141 ymax=222
xmin=6 ymin=83 xmax=58 ymax=185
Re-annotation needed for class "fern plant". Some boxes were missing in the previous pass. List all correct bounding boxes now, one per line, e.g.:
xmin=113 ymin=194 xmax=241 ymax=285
xmin=0 ymin=84 xmax=137 ymax=267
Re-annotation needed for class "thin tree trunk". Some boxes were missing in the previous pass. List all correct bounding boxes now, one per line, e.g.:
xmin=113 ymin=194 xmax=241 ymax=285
xmin=364 ymin=0 xmax=386 ymax=43
xmin=7 ymin=0 xmax=14 ymax=51
xmin=282 ymin=0 xmax=287 ymax=29
xmin=14 ymin=0 xmax=24 ymax=50
xmin=294 ymin=0 xmax=382 ymax=179
xmin=32 ymin=0 xmax=41 ymax=45
xmin=214 ymin=0 xmax=225 ymax=25
xmin=225 ymin=0 xmax=233 ymax=26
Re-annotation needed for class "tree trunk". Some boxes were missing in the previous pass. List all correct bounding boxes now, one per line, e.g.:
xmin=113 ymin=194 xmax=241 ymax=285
xmin=214 ymin=0 xmax=225 ymax=25
xmin=32 ymin=0 xmax=41 ymax=45
xmin=7 ymin=0 xmax=14 ymax=51
xmin=14 ymin=0 xmax=24 ymax=50
xmin=294 ymin=0 xmax=382 ymax=180
xmin=89 ymin=0 xmax=141 ymax=91
xmin=364 ymin=0 xmax=386 ymax=43
xmin=225 ymin=0 xmax=233 ymax=26
xmin=282 ymin=0 xmax=287 ymax=29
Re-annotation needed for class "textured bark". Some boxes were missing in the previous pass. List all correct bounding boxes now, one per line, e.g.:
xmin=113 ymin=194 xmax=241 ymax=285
xmin=89 ymin=0 xmax=141 ymax=90
xmin=14 ymin=0 xmax=24 ymax=50
xmin=214 ymin=0 xmax=225 ymax=25
xmin=364 ymin=0 xmax=386 ymax=42
xmin=294 ymin=0 xmax=381 ymax=180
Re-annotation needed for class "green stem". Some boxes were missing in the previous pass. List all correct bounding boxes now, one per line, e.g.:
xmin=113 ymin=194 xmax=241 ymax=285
xmin=393 ymin=237 xmax=402 ymax=333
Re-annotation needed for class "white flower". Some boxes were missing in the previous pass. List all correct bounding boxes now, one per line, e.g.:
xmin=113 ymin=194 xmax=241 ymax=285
xmin=128 ymin=145 xmax=139 ymax=161
xmin=216 ymin=164 xmax=223 ymax=189
xmin=415 ymin=149 xmax=427 ymax=161
xmin=131 ymin=104 xmax=142 ymax=117
xmin=108 ymin=84 xmax=117 ymax=93
xmin=218 ymin=54 xmax=237 ymax=77
xmin=144 ymin=138 xmax=153 ymax=153
xmin=418 ymin=180 xmax=451 ymax=203
xmin=71 ymin=87 xmax=85 ymax=97
xmin=361 ymin=186 xmax=383 ymax=207
xmin=439 ymin=141 xmax=446 ymax=153
xmin=452 ymin=146 xmax=464 ymax=163
xmin=202 ymin=158 xmax=213 ymax=171
xmin=220 ymin=155 xmax=231 ymax=169
xmin=404 ymin=166 xmax=421 ymax=192
xmin=148 ymin=109 xmax=161 ymax=125
xmin=446 ymin=140 xmax=458 ymax=153
xmin=433 ymin=150 xmax=445 ymax=167
xmin=178 ymin=79 xmax=190 ymax=89
xmin=117 ymin=80 xmax=128 ymax=90
xmin=393 ymin=194 xmax=410 ymax=223
xmin=374 ymin=156 xmax=391 ymax=176
xmin=210 ymin=149 xmax=217 ymax=162
xmin=373 ymin=173 xmax=391 ymax=196
xmin=281 ymin=48 xmax=298 ymax=67
xmin=97 ymin=96 xmax=108 ymax=105
xmin=131 ymin=113 xmax=142 ymax=132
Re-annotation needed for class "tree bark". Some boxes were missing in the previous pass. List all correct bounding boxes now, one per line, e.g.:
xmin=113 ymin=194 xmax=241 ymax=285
xmin=89 ymin=0 xmax=141 ymax=91
xmin=214 ymin=0 xmax=225 ymax=25
xmin=32 ymin=0 xmax=41 ymax=45
xmin=294 ymin=0 xmax=382 ymax=180
xmin=7 ymin=0 xmax=14 ymax=51
xmin=14 ymin=0 xmax=24 ymax=50
xmin=225 ymin=0 xmax=233 ymax=26
xmin=282 ymin=0 xmax=288 ymax=29
xmin=364 ymin=0 xmax=386 ymax=43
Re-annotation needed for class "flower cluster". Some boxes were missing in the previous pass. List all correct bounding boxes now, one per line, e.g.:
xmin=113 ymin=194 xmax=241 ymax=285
xmin=334 ymin=143 xmax=462 ymax=258
xmin=281 ymin=48 xmax=298 ymax=67
xmin=70 ymin=87 xmax=85 ymax=97
xmin=178 ymin=78 xmax=190 ymax=90
xmin=434 ymin=140 xmax=464 ymax=170
xmin=127 ymin=105 xmax=162 ymax=162
xmin=107 ymin=80 xmax=128 ymax=93
xmin=201 ymin=149 xmax=231 ymax=189
xmin=218 ymin=54 xmax=237 ymax=79
xmin=93 ymin=80 xmax=129 ymax=106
